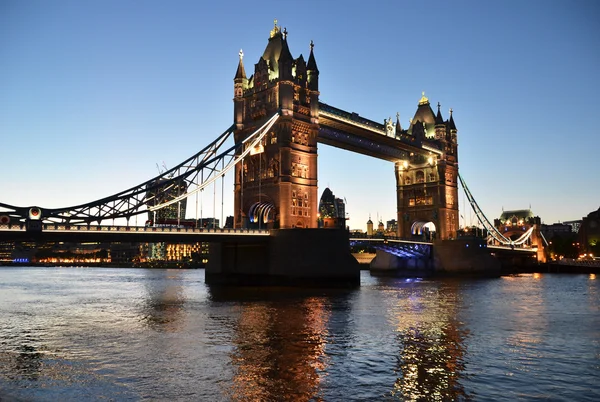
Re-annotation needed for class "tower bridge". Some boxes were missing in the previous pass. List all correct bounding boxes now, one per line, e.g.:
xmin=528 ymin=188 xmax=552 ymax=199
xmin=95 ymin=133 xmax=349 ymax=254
xmin=0 ymin=21 xmax=544 ymax=282
xmin=232 ymin=21 xmax=458 ymax=240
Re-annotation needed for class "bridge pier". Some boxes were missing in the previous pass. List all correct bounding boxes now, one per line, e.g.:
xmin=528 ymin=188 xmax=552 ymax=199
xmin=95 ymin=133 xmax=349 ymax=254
xmin=205 ymin=229 xmax=360 ymax=287
xmin=368 ymin=238 xmax=502 ymax=277
xmin=370 ymin=248 xmax=434 ymax=277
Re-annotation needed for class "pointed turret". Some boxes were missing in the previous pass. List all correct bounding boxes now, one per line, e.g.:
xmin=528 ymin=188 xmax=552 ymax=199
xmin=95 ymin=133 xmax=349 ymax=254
xmin=233 ymin=49 xmax=248 ymax=127
xmin=306 ymin=40 xmax=319 ymax=91
xmin=434 ymin=102 xmax=446 ymax=141
xmin=448 ymin=108 xmax=457 ymax=131
xmin=435 ymin=102 xmax=444 ymax=125
xmin=307 ymin=40 xmax=319 ymax=72
xmin=396 ymin=112 xmax=402 ymax=132
xmin=260 ymin=19 xmax=285 ymax=80
xmin=234 ymin=49 xmax=247 ymax=80
xmin=294 ymin=54 xmax=307 ymax=81
xmin=278 ymin=28 xmax=294 ymax=80
xmin=409 ymin=92 xmax=436 ymax=138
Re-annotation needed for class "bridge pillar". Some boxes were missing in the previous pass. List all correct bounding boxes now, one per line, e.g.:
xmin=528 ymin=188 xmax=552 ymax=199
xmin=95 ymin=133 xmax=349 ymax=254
xmin=205 ymin=229 xmax=360 ymax=286
xmin=233 ymin=22 xmax=320 ymax=230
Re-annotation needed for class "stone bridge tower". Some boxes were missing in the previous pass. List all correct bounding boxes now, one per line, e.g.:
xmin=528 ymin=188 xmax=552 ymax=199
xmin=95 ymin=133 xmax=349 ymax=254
xmin=395 ymin=94 xmax=459 ymax=240
xmin=233 ymin=22 xmax=320 ymax=229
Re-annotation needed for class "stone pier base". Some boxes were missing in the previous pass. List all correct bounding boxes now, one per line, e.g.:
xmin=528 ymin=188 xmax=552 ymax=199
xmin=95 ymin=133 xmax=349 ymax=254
xmin=369 ymin=238 xmax=502 ymax=277
xmin=205 ymin=229 xmax=360 ymax=287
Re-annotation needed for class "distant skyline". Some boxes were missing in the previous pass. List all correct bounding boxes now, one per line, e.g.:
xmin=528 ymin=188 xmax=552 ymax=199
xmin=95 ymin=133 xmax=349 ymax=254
xmin=2 ymin=1 xmax=599 ymax=230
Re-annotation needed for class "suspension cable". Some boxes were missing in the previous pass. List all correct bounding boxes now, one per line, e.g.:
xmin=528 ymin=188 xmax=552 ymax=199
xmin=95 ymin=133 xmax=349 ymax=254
xmin=148 ymin=112 xmax=279 ymax=211
xmin=458 ymin=172 xmax=512 ymax=244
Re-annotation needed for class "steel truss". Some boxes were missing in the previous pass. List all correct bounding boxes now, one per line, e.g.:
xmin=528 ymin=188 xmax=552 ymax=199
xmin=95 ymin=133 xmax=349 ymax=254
xmin=0 ymin=112 xmax=280 ymax=225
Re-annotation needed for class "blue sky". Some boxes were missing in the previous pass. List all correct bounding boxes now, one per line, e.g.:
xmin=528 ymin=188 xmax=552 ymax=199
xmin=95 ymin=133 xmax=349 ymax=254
xmin=1 ymin=0 xmax=599 ymax=230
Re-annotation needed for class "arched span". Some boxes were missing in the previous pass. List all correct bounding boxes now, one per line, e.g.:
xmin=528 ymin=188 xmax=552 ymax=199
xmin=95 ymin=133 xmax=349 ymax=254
xmin=248 ymin=202 xmax=275 ymax=224
xmin=411 ymin=220 xmax=436 ymax=237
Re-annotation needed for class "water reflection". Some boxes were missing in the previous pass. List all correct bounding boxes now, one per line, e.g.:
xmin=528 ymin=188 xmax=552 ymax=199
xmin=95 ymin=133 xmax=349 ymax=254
xmin=0 ymin=343 xmax=44 ymax=382
xmin=140 ymin=270 xmax=186 ymax=332
xmin=384 ymin=280 xmax=470 ymax=401
xmin=210 ymin=287 xmax=334 ymax=401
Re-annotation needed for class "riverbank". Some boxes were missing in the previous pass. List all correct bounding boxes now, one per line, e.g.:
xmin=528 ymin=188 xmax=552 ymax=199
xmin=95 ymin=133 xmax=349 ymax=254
xmin=502 ymin=262 xmax=599 ymax=275
xmin=0 ymin=261 xmax=203 ymax=269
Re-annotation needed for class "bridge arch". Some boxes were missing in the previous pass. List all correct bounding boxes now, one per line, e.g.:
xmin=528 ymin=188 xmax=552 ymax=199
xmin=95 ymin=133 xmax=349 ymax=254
xmin=248 ymin=201 xmax=276 ymax=227
xmin=411 ymin=220 xmax=436 ymax=240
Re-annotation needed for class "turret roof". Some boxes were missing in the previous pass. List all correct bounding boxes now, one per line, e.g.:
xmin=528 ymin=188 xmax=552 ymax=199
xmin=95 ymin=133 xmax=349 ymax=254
xmin=448 ymin=108 xmax=457 ymax=131
xmin=499 ymin=209 xmax=535 ymax=221
xmin=411 ymin=92 xmax=436 ymax=126
xmin=307 ymin=40 xmax=319 ymax=72
xmin=234 ymin=49 xmax=246 ymax=80
xmin=261 ymin=21 xmax=286 ymax=76
xmin=435 ymin=102 xmax=444 ymax=125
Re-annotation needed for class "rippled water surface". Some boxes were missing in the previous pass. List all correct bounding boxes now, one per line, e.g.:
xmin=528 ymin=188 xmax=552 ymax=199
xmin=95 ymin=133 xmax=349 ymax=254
xmin=0 ymin=268 xmax=598 ymax=401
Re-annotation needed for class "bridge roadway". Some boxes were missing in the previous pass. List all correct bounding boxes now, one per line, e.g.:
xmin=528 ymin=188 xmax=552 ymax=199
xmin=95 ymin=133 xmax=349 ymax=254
xmin=0 ymin=224 xmax=269 ymax=244
xmin=0 ymin=223 xmax=538 ymax=262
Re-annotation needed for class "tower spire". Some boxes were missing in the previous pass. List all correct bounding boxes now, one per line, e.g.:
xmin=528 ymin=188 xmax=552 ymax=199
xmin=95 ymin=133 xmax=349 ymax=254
xmin=448 ymin=108 xmax=457 ymax=131
xmin=234 ymin=49 xmax=246 ymax=79
xmin=435 ymin=101 xmax=444 ymax=125
xmin=270 ymin=18 xmax=280 ymax=38
xmin=307 ymin=40 xmax=319 ymax=72
xmin=396 ymin=112 xmax=402 ymax=132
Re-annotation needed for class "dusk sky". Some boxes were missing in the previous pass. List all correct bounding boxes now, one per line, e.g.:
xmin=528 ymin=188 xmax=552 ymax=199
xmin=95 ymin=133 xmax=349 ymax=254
xmin=2 ymin=0 xmax=599 ymax=230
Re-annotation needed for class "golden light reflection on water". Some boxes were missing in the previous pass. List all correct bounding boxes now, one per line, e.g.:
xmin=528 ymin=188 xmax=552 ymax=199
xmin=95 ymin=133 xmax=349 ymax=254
xmin=386 ymin=282 xmax=469 ymax=401
xmin=225 ymin=295 xmax=330 ymax=401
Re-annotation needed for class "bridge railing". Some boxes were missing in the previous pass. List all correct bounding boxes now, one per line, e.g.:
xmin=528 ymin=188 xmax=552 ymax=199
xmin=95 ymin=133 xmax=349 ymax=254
xmin=0 ymin=223 xmax=269 ymax=236
xmin=349 ymin=235 xmax=433 ymax=246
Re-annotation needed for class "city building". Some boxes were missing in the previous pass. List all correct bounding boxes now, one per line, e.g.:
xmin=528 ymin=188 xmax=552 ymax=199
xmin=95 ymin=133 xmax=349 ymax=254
xmin=146 ymin=177 xmax=187 ymax=225
xmin=541 ymin=222 xmax=574 ymax=240
xmin=578 ymin=207 xmax=600 ymax=255
xmin=366 ymin=216 xmax=374 ymax=236
xmin=563 ymin=220 xmax=582 ymax=233
xmin=318 ymin=188 xmax=346 ymax=229
xmin=197 ymin=218 xmax=220 ymax=229
xmin=377 ymin=220 xmax=384 ymax=234
xmin=386 ymin=219 xmax=398 ymax=234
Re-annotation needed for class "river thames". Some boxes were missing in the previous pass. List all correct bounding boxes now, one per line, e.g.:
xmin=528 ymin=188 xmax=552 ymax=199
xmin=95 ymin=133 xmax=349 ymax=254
xmin=0 ymin=267 xmax=598 ymax=401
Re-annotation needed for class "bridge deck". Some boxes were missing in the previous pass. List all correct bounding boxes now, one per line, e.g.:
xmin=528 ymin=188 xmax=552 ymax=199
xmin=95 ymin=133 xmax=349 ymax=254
xmin=0 ymin=224 xmax=269 ymax=243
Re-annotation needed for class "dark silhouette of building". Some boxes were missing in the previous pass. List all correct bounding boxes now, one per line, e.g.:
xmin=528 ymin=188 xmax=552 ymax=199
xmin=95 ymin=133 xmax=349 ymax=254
xmin=146 ymin=178 xmax=187 ymax=224
xmin=318 ymin=188 xmax=346 ymax=229
xmin=579 ymin=207 xmax=600 ymax=255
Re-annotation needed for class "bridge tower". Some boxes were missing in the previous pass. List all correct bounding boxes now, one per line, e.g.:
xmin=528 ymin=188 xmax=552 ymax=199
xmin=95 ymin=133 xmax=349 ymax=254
xmin=233 ymin=21 xmax=320 ymax=229
xmin=395 ymin=95 xmax=459 ymax=240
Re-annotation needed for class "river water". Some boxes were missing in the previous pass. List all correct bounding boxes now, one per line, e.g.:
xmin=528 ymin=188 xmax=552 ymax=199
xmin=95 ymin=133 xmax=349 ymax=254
xmin=0 ymin=267 xmax=598 ymax=401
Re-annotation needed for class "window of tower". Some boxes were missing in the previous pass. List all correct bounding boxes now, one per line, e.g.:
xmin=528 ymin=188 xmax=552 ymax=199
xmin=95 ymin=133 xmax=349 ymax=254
xmin=416 ymin=171 xmax=425 ymax=183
